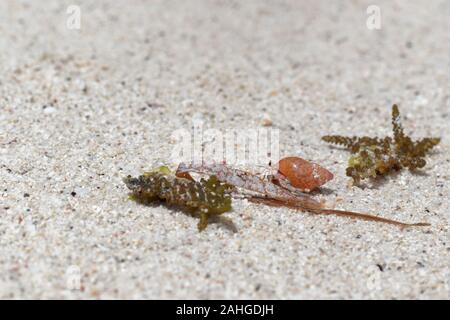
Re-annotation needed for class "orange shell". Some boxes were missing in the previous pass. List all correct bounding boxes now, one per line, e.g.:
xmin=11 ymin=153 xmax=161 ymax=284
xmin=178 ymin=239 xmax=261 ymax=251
xmin=278 ymin=157 xmax=334 ymax=191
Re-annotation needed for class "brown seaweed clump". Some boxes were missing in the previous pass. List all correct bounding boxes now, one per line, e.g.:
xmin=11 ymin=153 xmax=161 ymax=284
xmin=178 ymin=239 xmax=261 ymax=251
xmin=322 ymin=104 xmax=440 ymax=184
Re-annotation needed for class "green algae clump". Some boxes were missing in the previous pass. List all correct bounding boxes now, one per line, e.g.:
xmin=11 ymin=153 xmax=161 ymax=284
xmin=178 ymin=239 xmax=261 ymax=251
xmin=322 ymin=105 xmax=440 ymax=184
xmin=124 ymin=166 xmax=232 ymax=231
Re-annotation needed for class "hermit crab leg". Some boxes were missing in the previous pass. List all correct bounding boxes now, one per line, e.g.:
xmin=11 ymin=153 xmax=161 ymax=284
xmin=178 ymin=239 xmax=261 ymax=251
xmin=270 ymin=172 xmax=312 ymax=195
xmin=176 ymin=162 xmax=325 ymax=210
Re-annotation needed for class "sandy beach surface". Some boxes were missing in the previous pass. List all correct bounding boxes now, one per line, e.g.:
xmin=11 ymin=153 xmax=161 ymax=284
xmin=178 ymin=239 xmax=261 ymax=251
xmin=0 ymin=0 xmax=448 ymax=299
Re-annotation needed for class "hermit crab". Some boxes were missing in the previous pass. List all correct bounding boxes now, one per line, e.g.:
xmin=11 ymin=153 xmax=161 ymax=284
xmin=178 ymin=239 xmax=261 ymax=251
xmin=125 ymin=156 xmax=429 ymax=231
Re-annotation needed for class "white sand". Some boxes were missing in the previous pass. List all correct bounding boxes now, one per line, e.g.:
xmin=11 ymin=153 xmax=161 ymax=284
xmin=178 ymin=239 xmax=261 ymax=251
xmin=0 ymin=0 xmax=448 ymax=299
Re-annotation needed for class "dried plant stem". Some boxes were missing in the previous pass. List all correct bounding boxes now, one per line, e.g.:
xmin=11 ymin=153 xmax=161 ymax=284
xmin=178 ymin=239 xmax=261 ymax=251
xmin=247 ymin=196 xmax=430 ymax=228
